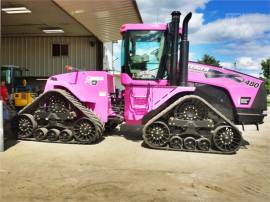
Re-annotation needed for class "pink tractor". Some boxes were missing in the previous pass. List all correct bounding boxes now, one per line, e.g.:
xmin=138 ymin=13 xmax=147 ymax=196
xmin=16 ymin=12 xmax=267 ymax=154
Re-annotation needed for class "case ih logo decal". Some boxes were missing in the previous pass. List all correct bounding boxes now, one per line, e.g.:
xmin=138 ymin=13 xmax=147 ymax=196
xmin=188 ymin=63 xmax=260 ymax=88
xmin=240 ymin=97 xmax=251 ymax=105
xmin=189 ymin=64 xmax=210 ymax=72
xmin=205 ymin=69 xmax=244 ymax=83
xmin=85 ymin=76 xmax=104 ymax=85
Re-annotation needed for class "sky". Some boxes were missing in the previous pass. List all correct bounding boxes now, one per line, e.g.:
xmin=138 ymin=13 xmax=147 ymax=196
xmin=113 ymin=0 xmax=270 ymax=77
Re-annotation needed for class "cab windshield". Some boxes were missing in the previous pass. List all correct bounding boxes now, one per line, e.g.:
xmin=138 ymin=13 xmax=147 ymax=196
xmin=1 ymin=67 xmax=22 ymax=85
xmin=123 ymin=30 xmax=165 ymax=79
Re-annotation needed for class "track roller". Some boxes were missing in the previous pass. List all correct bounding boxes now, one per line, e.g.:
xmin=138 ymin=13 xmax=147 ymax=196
xmin=47 ymin=129 xmax=60 ymax=142
xmin=213 ymin=125 xmax=242 ymax=153
xmin=184 ymin=137 xmax=196 ymax=150
xmin=197 ymin=138 xmax=211 ymax=151
xmin=34 ymin=128 xmax=48 ymax=141
xmin=59 ymin=129 xmax=73 ymax=142
xmin=169 ymin=136 xmax=183 ymax=149
xmin=17 ymin=114 xmax=37 ymax=138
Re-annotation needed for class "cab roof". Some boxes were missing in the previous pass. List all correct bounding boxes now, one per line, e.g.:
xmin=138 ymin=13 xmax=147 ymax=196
xmin=120 ymin=23 xmax=182 ymax=34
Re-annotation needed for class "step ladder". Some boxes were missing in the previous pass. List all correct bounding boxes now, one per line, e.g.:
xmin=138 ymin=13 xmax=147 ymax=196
xmin=130 ymin=86 xmax=150 ymax=116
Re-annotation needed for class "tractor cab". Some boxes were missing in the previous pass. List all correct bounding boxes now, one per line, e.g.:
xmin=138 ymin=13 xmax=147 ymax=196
xmin=119 ymin=12 xmax=194 ymax=125
xmin=120 ymin=28 xmax=167 ymax=80
xmin=120 ymin=12 xmax=191 ymax=87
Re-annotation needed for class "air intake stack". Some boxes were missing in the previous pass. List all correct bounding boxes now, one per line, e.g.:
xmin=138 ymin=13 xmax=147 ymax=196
xmin=179 ymin=12 xmax=192 ymax=86
xmin=170 ymin=11 xmax=181 ymax=86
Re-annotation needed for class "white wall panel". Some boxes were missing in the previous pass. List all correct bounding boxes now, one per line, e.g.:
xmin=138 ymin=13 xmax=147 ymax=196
xmin=1 ymin=36 xmax=97 ymax=77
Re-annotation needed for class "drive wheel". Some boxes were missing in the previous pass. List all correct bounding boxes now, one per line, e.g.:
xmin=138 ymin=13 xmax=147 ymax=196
xmin=213 ymin=126 xmax=242 ymax=153
xmin=17 ymin=114 xmax=37 ymax=138
xmin=184 ymin=137 xmax=196 ymax=150
xmin=73 ymin=118 xmax=97 ymax=144
xmin=144 ymin=121 xmax=170 ymax=147
xmin=169 ymin=136 xmax=183 ymax=149
xmin=59 ymin=129 xmax=73 ymax=142
xmin=174 ymin=98 xmax=207 ymax=120
xmin=47 ymin=94 xmax=69 ymax=119
xmin=197 ymin=138 xmax=211 ymax=151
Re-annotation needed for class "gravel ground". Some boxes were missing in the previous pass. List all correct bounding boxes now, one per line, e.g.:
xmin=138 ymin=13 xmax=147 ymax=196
xmin=0 ymin=114 xmax=269 ymax=202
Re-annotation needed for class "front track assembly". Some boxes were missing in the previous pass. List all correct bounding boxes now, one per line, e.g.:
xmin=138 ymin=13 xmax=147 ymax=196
xmin=143 ymin=95 xmax=243 ymax=154
xmin=15 ymin=89 xmax=104 ymax=144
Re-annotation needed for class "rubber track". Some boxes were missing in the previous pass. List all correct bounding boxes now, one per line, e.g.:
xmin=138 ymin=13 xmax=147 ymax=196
xmin=142 ymin=95 xmax=242 ymax=154
xmin=19 ymin=89 xmax=104 ymax=143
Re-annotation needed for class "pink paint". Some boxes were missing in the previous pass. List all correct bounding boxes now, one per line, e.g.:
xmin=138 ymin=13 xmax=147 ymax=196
xmin=45 ymin=71 xmax=115 ymax=123
xmin=44 ymin=61 xmax=264 ymax=125
xmin=121 ymin=73 xmax=195 ymax=125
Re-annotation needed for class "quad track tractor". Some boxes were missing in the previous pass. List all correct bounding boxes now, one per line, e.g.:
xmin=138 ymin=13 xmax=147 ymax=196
xmin=15 ymin=12 xmax=267 ymax=154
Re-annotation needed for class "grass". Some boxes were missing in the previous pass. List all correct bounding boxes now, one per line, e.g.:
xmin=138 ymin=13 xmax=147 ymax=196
xmin=267 ymin=96 xmax=270 ymax=106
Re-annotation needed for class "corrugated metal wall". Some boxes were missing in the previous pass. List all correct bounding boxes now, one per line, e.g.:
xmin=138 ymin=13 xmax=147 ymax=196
xmin=1 ymin=36 xmax=98 ymax=77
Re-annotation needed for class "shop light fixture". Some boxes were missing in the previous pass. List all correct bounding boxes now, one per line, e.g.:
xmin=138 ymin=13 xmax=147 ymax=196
xmin=42 ymin=29 xmax=64 ymax=34
xmin=1 ymin=7 xmax=31 ymax=14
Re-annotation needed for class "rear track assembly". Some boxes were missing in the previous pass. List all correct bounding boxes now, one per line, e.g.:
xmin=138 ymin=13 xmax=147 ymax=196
xmin=16 ymin=89 xmax=104 ymax=144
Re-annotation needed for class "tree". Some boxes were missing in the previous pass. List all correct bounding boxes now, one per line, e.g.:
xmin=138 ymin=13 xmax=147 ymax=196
xmin=261 ymin=58 xmax=270 ymax=78
xmin=198 ymin=54 xmax=221 ymax=67
xmin=265 ymin=80 xmax=270 ymax=94
xmin=261 ymin=58 xmax=270 ymax=94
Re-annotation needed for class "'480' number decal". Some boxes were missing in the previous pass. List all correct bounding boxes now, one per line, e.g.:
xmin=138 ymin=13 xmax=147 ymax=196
xmin=244 ymin=80 xmax=260 ymax=88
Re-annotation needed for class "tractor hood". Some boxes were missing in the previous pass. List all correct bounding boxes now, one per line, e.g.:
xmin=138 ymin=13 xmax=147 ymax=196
xmin=187 ymin=61 xmax=265 ymax=110
xmin=188 ymin=61 xmax=264 ymax=84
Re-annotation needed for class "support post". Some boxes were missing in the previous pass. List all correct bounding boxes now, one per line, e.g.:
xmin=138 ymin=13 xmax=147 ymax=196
xmin=0 ymin=101 xmax=4 ymax=152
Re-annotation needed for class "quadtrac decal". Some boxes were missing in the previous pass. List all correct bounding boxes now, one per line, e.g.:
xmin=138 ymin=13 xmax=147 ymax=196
xmin=85 ymin=76 xmax=104 ymax=86
xmin=188 ymin=63 xmax=260 ymax=88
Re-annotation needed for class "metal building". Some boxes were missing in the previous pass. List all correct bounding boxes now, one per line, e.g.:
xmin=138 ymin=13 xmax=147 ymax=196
xmin=1 ymin=0 xmax=142 ymax=78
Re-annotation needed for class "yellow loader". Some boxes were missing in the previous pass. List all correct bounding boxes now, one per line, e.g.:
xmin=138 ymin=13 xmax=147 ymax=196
xmin=1 ymin=65 xmax=33 ymax=109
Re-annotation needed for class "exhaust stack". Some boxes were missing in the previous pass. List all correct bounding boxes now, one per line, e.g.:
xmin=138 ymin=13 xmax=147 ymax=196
xmin=170 ymin=11 xmax=181 ymax=86
xmin=179 ymin=12 xmax=192 ymax=86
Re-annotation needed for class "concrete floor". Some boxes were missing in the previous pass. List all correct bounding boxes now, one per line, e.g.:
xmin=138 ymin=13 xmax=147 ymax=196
xmin=1 ymin=115 xmax=270 ymax=202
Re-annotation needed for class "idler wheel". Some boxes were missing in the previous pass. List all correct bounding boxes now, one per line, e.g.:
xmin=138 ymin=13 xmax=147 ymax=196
xmin=184 ymin=137 xmax=196 ymax=150
xmin=17 ymin=114 xmax=37 ymax=138
xmin=197 ymin=138 xmax=211 ymax=151
xmin=213 ymin=126 xmax=242 ymax=153
xmin=34 ymin=128 xmax=48 ymax=141
xmin=59 ymin=129 xmax=73 ymax=142
xmin=73 ymin=118 xmax=97 ymax=144
xmin=47 ymin=128 xmax=60 ymax=141
xmin=144 ymin=121 xmax=170 ymax=147
xmin=169 ymin=136 xmax=183 ymax=149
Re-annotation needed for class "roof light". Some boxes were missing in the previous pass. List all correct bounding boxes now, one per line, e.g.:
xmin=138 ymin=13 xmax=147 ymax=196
xmin=42 ymin=29 xmax=64 ymax=34
xmin=1 ymin=7 xmax=31 ymax=14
